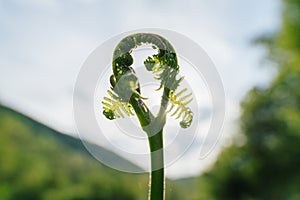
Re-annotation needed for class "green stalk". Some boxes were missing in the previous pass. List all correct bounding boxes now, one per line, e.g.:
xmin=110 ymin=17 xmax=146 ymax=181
xmin=130 ymin=97 xmax=166 ymax=200
xmin=147 ymin=129 xmax=164 ymax=200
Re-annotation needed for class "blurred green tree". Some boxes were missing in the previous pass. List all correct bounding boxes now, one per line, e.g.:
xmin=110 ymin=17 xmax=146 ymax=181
xmin=198 ymin=0 xmax=300 ymax=199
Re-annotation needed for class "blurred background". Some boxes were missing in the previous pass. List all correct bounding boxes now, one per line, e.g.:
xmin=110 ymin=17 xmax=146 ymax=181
xmin=1 ymin=0 xmax=300 ymax=199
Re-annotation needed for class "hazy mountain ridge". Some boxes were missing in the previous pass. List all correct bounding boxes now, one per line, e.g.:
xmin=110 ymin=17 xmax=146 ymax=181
xmin=0 ymin=104 xmax=195 ymax=200
xmin=0 ymin=104 xmax=147 ymax=199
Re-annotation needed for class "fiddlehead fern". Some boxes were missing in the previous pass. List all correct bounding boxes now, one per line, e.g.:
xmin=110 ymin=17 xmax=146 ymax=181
xmin=101 ymin=33 xmax=194 ymax=200
xmin=102 ymin=33 xmax=193 ymax=128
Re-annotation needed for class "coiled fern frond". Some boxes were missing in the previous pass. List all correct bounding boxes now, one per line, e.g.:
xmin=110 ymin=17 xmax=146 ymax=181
xmin=145 ymin=55 xmax=193 ymax=128
xmin=145 ymin=57 xmax=184 ymax=92
xmin=101 ymin=33 xmax=195 ymax=200
xmin=168 ymin=88 xmax=193 ymax=128
xmin=102 ymin=90 xmax=134 ymax=120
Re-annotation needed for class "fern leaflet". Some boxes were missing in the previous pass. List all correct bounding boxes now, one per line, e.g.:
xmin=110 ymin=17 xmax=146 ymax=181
xmin=168 ymin=88 xmax=193 ymax=128
xmin=102 ymin=90 xmax=134 ymax=120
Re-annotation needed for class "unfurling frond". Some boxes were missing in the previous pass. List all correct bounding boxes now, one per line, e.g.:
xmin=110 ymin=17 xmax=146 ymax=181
xmin=102 ymin=90 xmax=134 ymax=120
xmin=168 ymin=88 xmax=193 ymax=128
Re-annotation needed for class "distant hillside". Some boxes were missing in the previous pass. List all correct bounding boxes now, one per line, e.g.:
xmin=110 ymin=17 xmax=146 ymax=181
xmin=0 ymin=105 xmax=149 ymax=200
xmin=0 ymin=105 xmax=193 ymax=200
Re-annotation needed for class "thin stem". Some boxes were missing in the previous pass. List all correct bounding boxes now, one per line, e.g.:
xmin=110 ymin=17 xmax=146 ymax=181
xmin=129 ymin=97 xmax=166 ymax=200
xmin=147 ymin=129 xmax=164 ymax=200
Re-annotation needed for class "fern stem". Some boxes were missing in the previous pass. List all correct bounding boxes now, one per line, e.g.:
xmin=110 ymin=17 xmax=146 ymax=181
xmin=147 ymin=129 xmax=164 ymax=200
xmin=129 ymin=97 xmax=165 ymax=200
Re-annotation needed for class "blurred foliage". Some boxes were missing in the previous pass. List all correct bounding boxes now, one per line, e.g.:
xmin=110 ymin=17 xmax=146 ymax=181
xmin=197 ymin=0 xmax=300 ymax=199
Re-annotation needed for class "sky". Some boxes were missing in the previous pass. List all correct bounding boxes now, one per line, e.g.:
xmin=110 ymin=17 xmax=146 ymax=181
xmin=0 ymin=0 xmax=281 ymax=179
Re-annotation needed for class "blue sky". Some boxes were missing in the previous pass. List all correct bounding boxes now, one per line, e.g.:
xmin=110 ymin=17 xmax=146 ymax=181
xmin=0 ymin=0 xmax=281 ymax=178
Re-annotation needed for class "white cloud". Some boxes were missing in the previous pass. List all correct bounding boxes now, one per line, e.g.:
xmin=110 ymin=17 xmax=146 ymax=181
xmin=11 ymin=0 xmax=59 ymax=9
